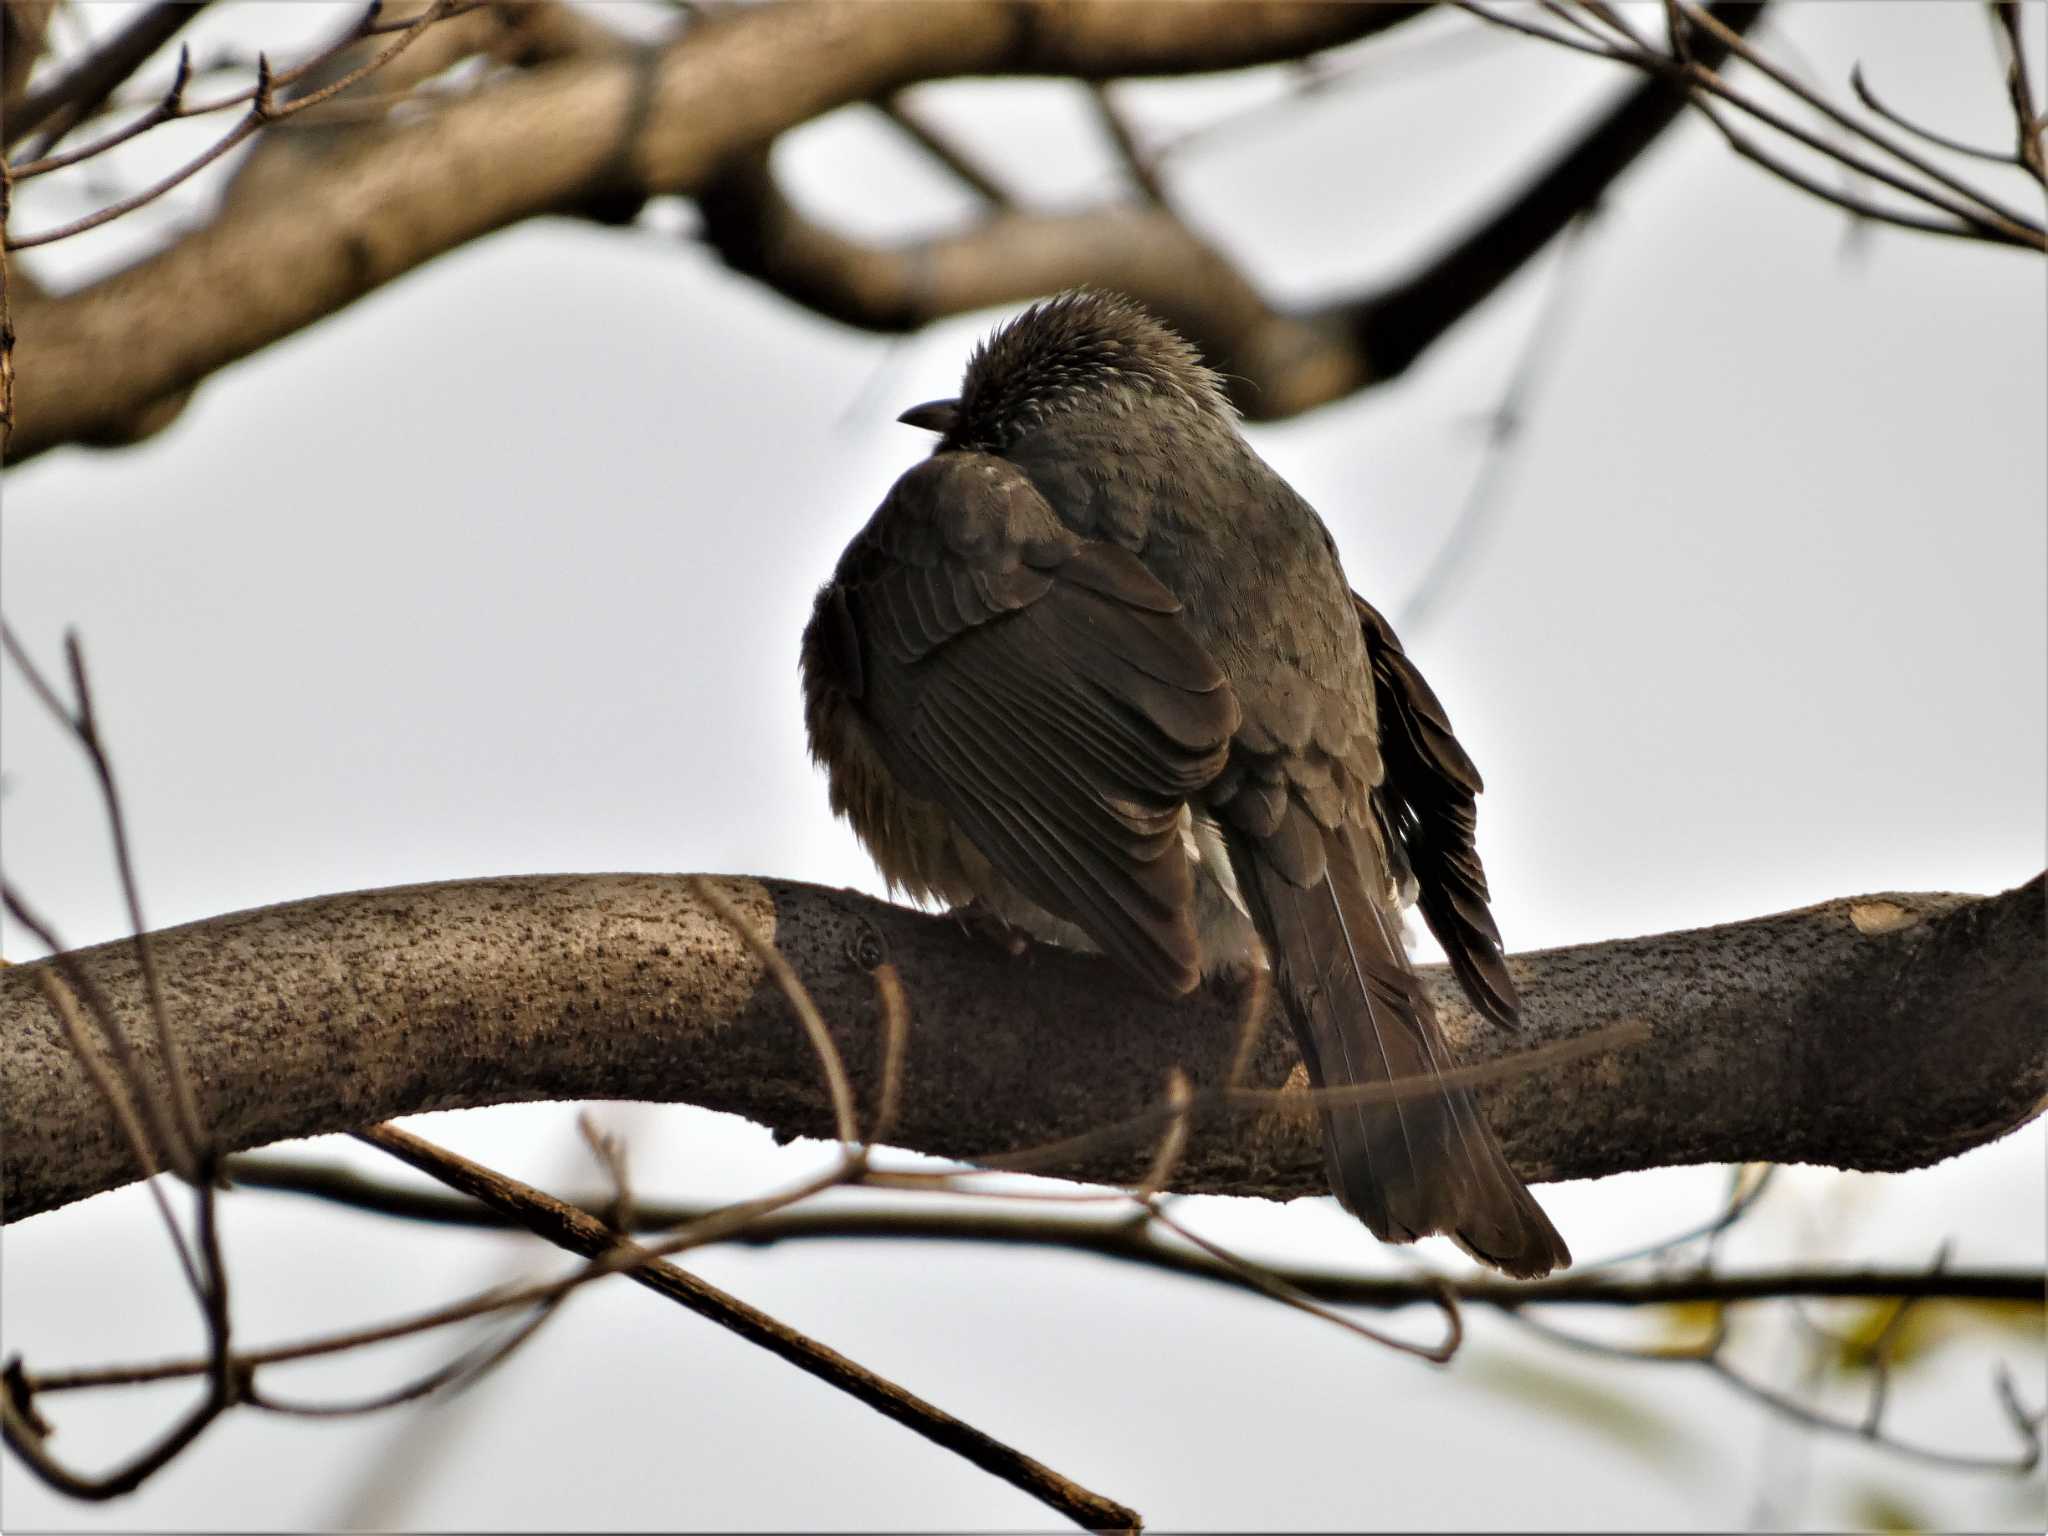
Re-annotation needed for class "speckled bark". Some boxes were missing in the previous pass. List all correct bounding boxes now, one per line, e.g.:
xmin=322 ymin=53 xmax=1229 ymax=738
xmin=2 ymin=873 xmax=2040 ymax=1222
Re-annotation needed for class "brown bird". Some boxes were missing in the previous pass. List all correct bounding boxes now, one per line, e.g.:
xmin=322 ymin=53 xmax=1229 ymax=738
xmin=802 ymin=291 xmax=1568 ymax=1278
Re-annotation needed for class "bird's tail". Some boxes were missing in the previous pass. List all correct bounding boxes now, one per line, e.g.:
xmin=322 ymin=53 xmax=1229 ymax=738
xmin=1243 ymin=821 xmax=1569 ymax=1279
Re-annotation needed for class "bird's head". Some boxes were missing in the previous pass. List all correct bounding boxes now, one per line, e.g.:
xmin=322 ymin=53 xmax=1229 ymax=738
xmin=897 ymin=289 xmax=1232 ymax=452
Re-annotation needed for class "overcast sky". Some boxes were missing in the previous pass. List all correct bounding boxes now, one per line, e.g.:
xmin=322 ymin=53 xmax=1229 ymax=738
xmin=3 ymin=3 xmax=2043 ymax=1531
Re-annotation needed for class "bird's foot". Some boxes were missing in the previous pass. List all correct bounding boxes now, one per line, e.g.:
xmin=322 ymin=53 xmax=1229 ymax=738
xmin=950 ymin=899 xmax=1033 ymax=962
xmin=1202 ymin=957 xmax=1268 ymax=1007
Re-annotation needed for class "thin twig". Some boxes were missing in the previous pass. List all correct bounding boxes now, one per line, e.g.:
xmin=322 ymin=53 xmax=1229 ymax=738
xmin=244 ymin=1292 xmax=570 ymax=1420
xmin=60 ymin=634 xmax=210 ymax=1169
xmin=0 ymin=626 xmax=246 ymax=1501
xmin=970 ymin=1017 xmax=1648 ymax=1179
xmin=876 ymin=92 xmax=1011 ymax=207
xmin=10 ymin=0 xmax=210 ymax=156
xmin=354 ymin=1122 xmax=1142 ymax=1531
xmin=1579 ymin=1162 xmax=1776 ymax=1271
xmin=1089 ymin=81 xmax=1168 ymax=205
xmin=1455 ymin=1 xmax=1632 ymax=63
xmin=24 ymin=968 xmax=206 ymax=1306
xmin=1141 ymin=1196 xmax=1465 ymax=1363
xmin=576 ymin=1110 xmax=636 ymax=1236
xmin=1398 ymin=211 xmax=1593 ymax=636
xmin=1579 ymin=1 xmax=1656 ymax=51
xmin=1993 ymin=2 xmax=2047 ymax=185
xmin=0 ymin=150 xmax=14 ymax=450
xmin=1222 ymin=965 xmax=1269 ymax=1092
xmin=688 ymin=875 xmax=861 ymax=1149
xmin=9 ymin=46 xmax=194 ymax=179
xmin=1 ymin=624 xmax=205 ymax=1175
xmin=868 ymin=962 xmax=909 ymax=1145
xmin=222 ymin=1156 xmax=2048 ymax=1311
xmin=0 ymin=882 xmax=196 ymax=1182
xmin=1458 ymin=0 xmax=2046 ymax=249
xmin=1147 ymin=18 xmax=1520 ymax=169
xmin=1688 ymin=90 xmax=1995 ymax=242
xmin=25 ymin=1273 xmax=577 ymax=1394
xmin=1506 ymin=1290 xmax=2043 ymax=1475
xmin=1849 ymin=62 xmax=2022 ymax=166
xmin=1675 ymin=0 xmax=2043 ymax=232
xmin=1678 ymin=48 xmax=2039 ymax=244
xmin=1541 ymin=0 xmax=1630 ymax=51
xmin=1133 ymin=1070 xmax=1194 ymax=1201
xmin=2 ymin=1381 xmax=230 ymax=1502
xmin=5 ymin=1 xmax=472 ymax=250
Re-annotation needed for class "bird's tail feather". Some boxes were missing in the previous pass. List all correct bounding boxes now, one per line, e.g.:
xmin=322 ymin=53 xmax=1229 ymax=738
xmin=1246 ymin=821 xmax=1568 ymax=1279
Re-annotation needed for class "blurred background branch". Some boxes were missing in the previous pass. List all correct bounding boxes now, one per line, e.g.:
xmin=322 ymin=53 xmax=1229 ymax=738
xmin=13 ymin=0 xmax=2044 ymax=464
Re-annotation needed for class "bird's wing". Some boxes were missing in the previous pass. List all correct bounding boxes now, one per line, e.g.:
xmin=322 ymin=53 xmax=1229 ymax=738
xmin=828 ymin=452 xmax=1240 ymax=996
xmin=1352 ymin=593 xmax=1521 ymax=1029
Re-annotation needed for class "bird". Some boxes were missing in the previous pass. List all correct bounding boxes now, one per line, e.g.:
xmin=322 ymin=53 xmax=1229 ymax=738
xmin=801 ymin=290 xmax=1568 ymax=1278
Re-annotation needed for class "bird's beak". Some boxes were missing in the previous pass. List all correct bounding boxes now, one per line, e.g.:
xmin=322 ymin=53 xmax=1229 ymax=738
xmin=897 ymin=399 xmax=961 ymax=434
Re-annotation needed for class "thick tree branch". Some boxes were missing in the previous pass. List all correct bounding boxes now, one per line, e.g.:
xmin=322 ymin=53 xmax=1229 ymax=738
xmin=682 ymin=1 xmax=1760 ymax=417
xmin=695 ymin=153 xmax=1363 ymax=417
xmin=4 ymin=873 xmax=2040 ymax=1223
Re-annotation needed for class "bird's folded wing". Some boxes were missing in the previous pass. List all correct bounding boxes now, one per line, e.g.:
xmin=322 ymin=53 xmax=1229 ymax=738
xmin=1352 ymin=593 xmax=1521 ymax=1029
xmin=841 ymin=454 xmax=1240 ymax=996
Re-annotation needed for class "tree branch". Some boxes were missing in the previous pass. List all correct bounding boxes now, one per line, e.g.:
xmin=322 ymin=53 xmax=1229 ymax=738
xmin=351 ymin=1123 xmax=1140 ymax=1533
xmin=224 ymin=1153 xmax=2048 ymax=1309
xmin=1 ymin=2 xmax=59 ymax=123
xmin=5 ymin=0 xmax=207 ymax=154
xmin=5 ymin=0 xmax=1425 ymax=462
xmin=689 ymin=2 xmax=1761 ymax=415
xmin=4 ymin=872 xmax=2040 ymax=1223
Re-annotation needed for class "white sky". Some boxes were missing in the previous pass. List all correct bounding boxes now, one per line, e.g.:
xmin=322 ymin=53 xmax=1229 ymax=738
xmin=3 ymin=3 xmax=2043 ymax=1530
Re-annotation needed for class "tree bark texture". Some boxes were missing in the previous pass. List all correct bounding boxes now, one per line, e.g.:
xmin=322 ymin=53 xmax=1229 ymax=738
xmin=4 ymin=872 xmax=2039 ymax=1222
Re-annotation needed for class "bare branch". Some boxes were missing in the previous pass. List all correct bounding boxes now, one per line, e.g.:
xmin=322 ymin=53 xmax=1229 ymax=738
xmin=1849 ymin=61 xmax=2024 ymax=167
xmin=1459 ymin=0 xmax=2046 ymax=249
xmin=5 ymin=1 xmax=469 ymax=251
xmin=1509 ymin=1302 xmax=2043 ymax=1475
xmin=867 ymin=961 xmax=909 ymax=1145
xmin=1674 ymin=1 xmax=2042 ymax=238
xmin=238 ymin=1299 xmax=560 ymax=1419
xmin=1088 ymin=81 xmax=1168 ymax=206
xmin=1993 ymin=1 xmax=2047 ymax=185
xmin=7 ymin=0 xmax=210 ymax=154
xmin=0 ymin=0 xmax=1658 ymax=461
xmin=689 ymin=873 xmax=860 ymax=1150
xmin=875 ymin=92 xmax=1012 ymax=207
xmin=1396 ymin=211 xmax=1594 ymax=636
xmin=1144 ymin=1193 xmax=1465 ymax=1362
xmin=353 ymin=1123 xmax=1142 ymax=1531
xmin=0 ymin=628 xmax=244 ymax=1502
xmin=1578 ymin=1162 xmax=1776 ymax=1271
xmin=2 ymin=1378 xmax=229 ymax=1503
xmin=197 ymin=1153 xmax=2048 ymax=1311
xmin=2 ymin=621 xmax=205 ymax=1172
xmin=22 ymin=965 xmax=206 ymax=1305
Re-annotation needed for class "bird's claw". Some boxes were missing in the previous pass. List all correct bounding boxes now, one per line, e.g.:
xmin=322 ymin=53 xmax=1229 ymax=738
xmin=951 ymin=899 xmax=1032 ymax=961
